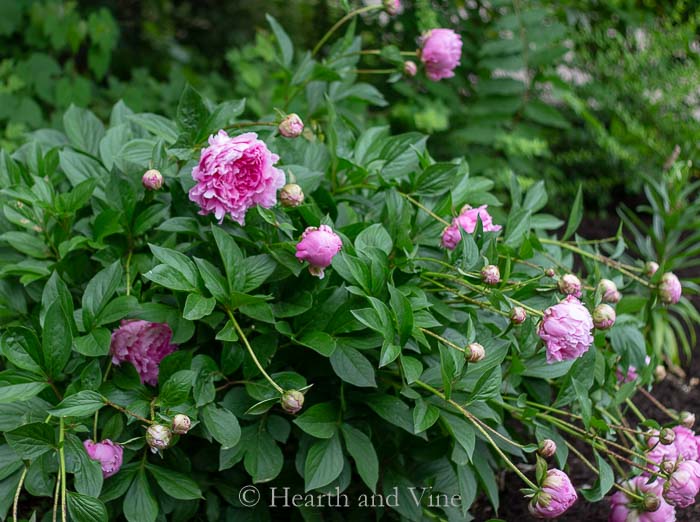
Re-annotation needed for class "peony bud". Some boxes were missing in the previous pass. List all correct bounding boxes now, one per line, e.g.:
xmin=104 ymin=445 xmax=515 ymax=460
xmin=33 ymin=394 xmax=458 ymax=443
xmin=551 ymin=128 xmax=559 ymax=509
xmin=598 ymin=279 xmax=621 ymax=303
xmin=558 ymin=274 xmax=582 ymax=298
xmin=661 ymin=460 xmax=677 ymax=474
xmin=142 ymin=169 xmax=164 ymax=190
xmin=280 ymin=183 xmax=304 ymax=207
xmin=278 ymin=114 xmax=304 ymax=138
xmin=643 ymin=494 xmax=661 ymax=512
xmin=146 ymin=424 xmax=172 ymax=453
xmin=592 ymin=304 xmax=616 ymax=330
xmin=538 ymin=439 xmax=557 ymax=458
xmin=467 ymin=342 xmax=485 ymax=362
xmin=645 ymin=261 xmax=660 ymax=277
xmin=295 ymin=225 xmax=343 ymax=279
xmin=172 ymin=414 xmax=191 ymax=435
xmin=481 ymin=264 xmax=500 ymax=285
xmin=83 ymin=439 xmax=123 ymax=478
xmin=281 ymin=390 xmax=304 ymax=414
xmin=403 ymin=60 xmax=417 ymax=77
xmin=655 ymin=365 xmax=667 ymax=382
xmin=510 ymin=306 xmax=527 ymax=325
xmin=528 ymin=469 xmax=577 ymax=518
xmin=384 ymin=0 xmax=401 ymax=15
xmin=545 ymin=268 xmax=556 ymax=278
xmin=679 ymin=411 xmax=696 ymax=429
xmin=660 ymin=427 xmax=676 ymax=445
xmin=659 ymin=272 xmax=682 ymax=304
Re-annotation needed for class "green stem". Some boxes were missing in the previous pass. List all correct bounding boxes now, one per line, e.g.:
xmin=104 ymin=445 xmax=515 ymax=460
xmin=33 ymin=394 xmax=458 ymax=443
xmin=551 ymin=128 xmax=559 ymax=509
xmin=624 ymin=398 xmax=647 ymax=423
xmin=423 ymin=277 xmax=510 ymax=317
xmin=311 ymin=5 xmax=383 ymax=57
xmin=125 ymin=250 xmax=132 ymax=297
xmin=59 ymin=418 xmax=67 ymax=522
xmin=93 ymin=411 xmax=98 ymax=441
xmin=105 ymin=400 xmax=152 ymax=424
xmin=52 ymin=471 xmax=60 ymax=522
xmin=354 ymin=68 xmax=397 ymax=74
xmin=419 ymin=327 xmax=465 ymax=354
xmin=12 ymin=466 xmax=27 ymax=522
xmin=636 ymin=387 xmax=677 ymax=420
xmin=399 ymin=192 xmax=452 ymax=226
xmin=415 ymin=380 xmax=538 ymax=490
xmin=227 ymin=309 xmax=284 ymax=394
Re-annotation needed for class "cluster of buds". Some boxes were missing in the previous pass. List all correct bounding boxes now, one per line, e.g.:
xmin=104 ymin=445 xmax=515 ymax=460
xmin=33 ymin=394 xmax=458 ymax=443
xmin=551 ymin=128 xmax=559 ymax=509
xmin=145 ymin=414 xmax=192 ymax=453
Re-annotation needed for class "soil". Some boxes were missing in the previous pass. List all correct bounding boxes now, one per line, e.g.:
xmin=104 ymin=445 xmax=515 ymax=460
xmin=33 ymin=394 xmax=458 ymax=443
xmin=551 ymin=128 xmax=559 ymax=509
xmin=472 ymin=213 xmax=700 ymax=522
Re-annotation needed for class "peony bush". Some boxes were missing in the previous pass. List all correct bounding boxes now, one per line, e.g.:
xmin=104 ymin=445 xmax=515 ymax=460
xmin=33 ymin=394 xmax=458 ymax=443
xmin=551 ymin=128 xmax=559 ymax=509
xmin=0 ymin=4 xmax=697 ymax=521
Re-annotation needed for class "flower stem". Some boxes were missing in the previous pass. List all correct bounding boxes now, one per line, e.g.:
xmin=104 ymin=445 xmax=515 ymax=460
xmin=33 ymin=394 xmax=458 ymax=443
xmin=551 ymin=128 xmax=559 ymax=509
xmin=52 ymin=471 xmax=60 ymax=522
xmin=399 ymin=192 xmax=452 ymax=226
xmin=414 ymin=380 xmax=538 ymax=490
xmin=104 ymin=400 xmax=152 ymax=425
xmin=227 ymin=309 xmax=284 ymax=395
xmin=624 ymin=398 xmax=647 ymax=422
xmin=12 ymin=466 xmax=27 ymax=522
xmin=311 ymin=5 xmax=383 ymax=57
xmin=354 ymin=68 xmax=397 ymax=74
xmin=419 ymin=327 xmax=465 ymax=354
xmin=59 ymin=418 xmax=67 ymax=522
xmin=423 ymin=276 xmax=510 ymax=317
xmin=125 ymin=250 xmax=132 ymax=297
xmin=636 ymin=387 xmax=677 ymax=420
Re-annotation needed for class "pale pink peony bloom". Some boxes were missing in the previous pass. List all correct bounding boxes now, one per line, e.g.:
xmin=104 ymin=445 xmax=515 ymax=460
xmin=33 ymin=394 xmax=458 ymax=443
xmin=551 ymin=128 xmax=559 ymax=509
xmin=673 ymin=426 xmax=699 ymax=461
xmin=420 ymin=28 xmax=462 ymax=81
xmin=441 ymin=205 xmax=501 ymax=250
xmin=528 ymin=469 xmax=577 ymax=519
xmin=665 ymin=460 xmax=700 ymax=507
xmin=278 ymin=114 xmax=304 ymax=138
xmin=609 ymin=476 xmax=676 ymax=522
xmin=110 ymin=320 xmax=177 ymax=386
xmin=189 ymin=131 xmax=285 ymax=225
xmin=295 ymin=225 xmax=343 ymax=279
xmin=558 ymin=274 xmax=582 ymax=298
xmin=83 ymin=439 xmax=123 ymax=478
xmin=538 ymin=296 xmax=594 ymax=363
xmin=659 ymin=272 xmax=682 ymax=304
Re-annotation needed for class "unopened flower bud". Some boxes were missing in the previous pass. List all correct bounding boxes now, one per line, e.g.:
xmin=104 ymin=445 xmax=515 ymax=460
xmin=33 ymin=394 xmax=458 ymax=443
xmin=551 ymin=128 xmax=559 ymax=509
xmin=679 ymin=411 xmax=695 ymax=429
xmin=643 ymin=494 xmax=661 ymax=512
xmin=146 ymin=424 xmax=172 ymax=452
xmin=481 ymin=264 xmax=500 ymax=285
xmin=545 ymin=268 xmax=556 ymax=278
xmin=558 ymin=274 xmax=582 ymax=297
xmin=645 ymin=261 xmax=660 ymax=277
xmin=142 ymin=169 xmax=164 ymax=190
xmin=278 ymin=114 xmax=304 ymax=138
xmin=593 ymin=304 xmax=616 ymax=330
xmin=598 ymin=279 xmax=621 ymax=303
xmin=384 ymin=0 xmax=402 ymax=15
xmin=654 ymin=365 xmax=667 ymax=382
xmin=661 ymin=460 xmax=676 ymax=474
xmin=467 ymin=342 xmax=485 ymax=362
xmin=403 ymin=60 xmax=417 ymax=77
xmin=281 ymin=390 xmax=304 ymax=414
xmin=280 ymin=183 xmax=304 ymax=207
xmin=659 ymin=272 xmax=682 ymax=304
xmin=172 ymin=414 xmax=191 ymax=435
xmin=660 ymin=428 xmax=675 ymax=445
xmin=510 ymin=306 xmax=527 ymax=325
xmin=538 ymin=439 xmax=557 ymax=458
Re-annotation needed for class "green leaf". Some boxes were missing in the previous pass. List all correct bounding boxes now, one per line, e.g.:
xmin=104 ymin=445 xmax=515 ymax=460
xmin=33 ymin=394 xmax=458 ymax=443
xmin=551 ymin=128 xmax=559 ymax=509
xmin=413 ymin=399 xmax=440 ymax=433
xmin=63 ymin=105 xmax=105 ymax=156
xmin=580 ymin=452 xmax=614 ymax=501
xmin=211 ymin=226 xmax=245 ymax=293
xmin=143 ymin=264 xmax=195 ymax=292
xmin=241 ymin=255 xmax=277 ymax=293
xmin=563 ymin=185 xmax=583 ymax=240
xmin=5 ymin=422 xmax=55 ymax=459
xmin=293 ymin=402 xmax=338 ymax=439
xmin=183 ymin=293 xmax=216 ymax=321
xmin=41 ymin=271 xmax=74 ymax=328
xmin=243 ymin=431 xmax=284 ymax=483
xmin=49 ymin=391 xmax=104 ymax=417
xmin=304 ymin=433 xmax=344 ymax=492
xmin=193 ymin=257 xmax=229 ymax=302
xmin=414 ymin=163 xmax=459 ymax=196
xmin=43 ymin=301 xmax=73 ymax=378
xmin=149 ymin=244 xmax=199 ymax=288
xmin=297 ymin=331 xmax=336 ymax=357
xmin=123 ymin=469 xmax=157 ymax=522
xmin=65 ymin=434 xmax=103 ymax=498
xmin=355 ymin=224 xmax=393 ymax=256
xmin=82 ymin=261 xmax=121 ymax=330
xmin=388 ymin=286 xmax=413 ymax=346
xmin=266 ymin=15 xmax=294 ymax=67
xmin=67 ymin=491 xmax=108 ymax=522
xmin=176 ymin=84 xmax=209 ymax=140
xmin=159 ymin=370 xmax=193 ymax=407
xmin=0 ymin=382 xmax=48 ymax=404
xmin=329 ymin=343 xmax=376 ymax=387
xmin=73 ymin=329 xmax=111 ymax=357
xmin=341 ymin=424 xmax=378 ymax=492
xmin=146 ymin=465 xmax=202 ymax=500
xmin=128 ymin=113 xmax=178 ymax=144
xmin=366 ymin=394 xmax=414 ymax=434
xmin=505 ymin=208 xmax=531 ymax=248
xmin=0 ymin=327 xmax=44 ymax=375
xmin=441 ymin=412 xmax=476 ymax=460
xmin=201 ymin=403 xmax=241 ymax=449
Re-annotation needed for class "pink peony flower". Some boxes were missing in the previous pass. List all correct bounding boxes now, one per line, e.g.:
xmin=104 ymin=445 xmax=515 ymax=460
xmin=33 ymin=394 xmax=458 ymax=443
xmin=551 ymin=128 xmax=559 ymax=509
xmin=110 ymin=320 xmax=177 ymax=386
xmin=189 ymin=131 xmax=285 ymax=225
xmin=665 ymin=460 xmax=700 ymax=507
xmin=295 ymin=225 xmax=343 ymax=279
xmin=529 ymin=469 xmax=577 ymax=518
xmin=673 ymin=426 xmax=699 ymax=461
xmin=441 ymin=205 xmax=501 ymax=250
xmin=659 ymin=272 xmax=682 ymax=304
xmin=420 ymin=28 xmax=462 ymax=81
xmin=83 ymin=439 xmax=123 ymax=478
xmin=609 ymin=476 xmax=676 ymax=522
xmin=538 ymin=296 xmax=594 ymax=363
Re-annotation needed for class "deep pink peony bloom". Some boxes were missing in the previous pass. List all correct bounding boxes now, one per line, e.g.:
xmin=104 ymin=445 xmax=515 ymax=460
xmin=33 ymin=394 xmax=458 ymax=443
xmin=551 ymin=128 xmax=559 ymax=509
xmin=665 ymin=460 xmax=700 ymax=507
xmin=110 ymin=320 xmax=177 ymax=386
xmin=659 ymin=272 xmax=682 ymax=304
xmin=83 ymin=439 xmax=123 ymax=478
xmin=295 ymin=225 xmax=343 ymax=279
xmin=529 ymin=469 xmax=577 ymax=519
xmin=673 ymin=426 xmax=699 ymax=461
xmin=189 ymin=131 xmax=285 ymax=225
xmin=420 ymin=28 xmax=462 ymax=81
xmin=441 ymin=205 xmax=501 ymax=250
xmin=609 ymin=477 xmax=676 ymax=522
xmin=538 ymin=296 xmax=594 ymax=363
